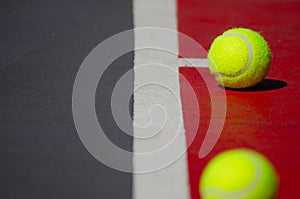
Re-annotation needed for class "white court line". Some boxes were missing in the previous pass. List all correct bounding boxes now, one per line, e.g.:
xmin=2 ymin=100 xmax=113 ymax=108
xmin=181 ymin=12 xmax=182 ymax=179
xmin=178 ymin=58 xmax=208 ymax=67
xmin=133 ymin=0 xmax=194 ymax=199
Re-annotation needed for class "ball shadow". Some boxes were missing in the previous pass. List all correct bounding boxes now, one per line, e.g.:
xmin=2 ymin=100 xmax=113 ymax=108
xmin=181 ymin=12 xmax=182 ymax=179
xmin=220 ymin=79 xmax=287 ymax=92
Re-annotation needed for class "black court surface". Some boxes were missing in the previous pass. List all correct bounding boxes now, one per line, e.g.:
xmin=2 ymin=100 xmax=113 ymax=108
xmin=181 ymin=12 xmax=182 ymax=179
xmin=0 ymin=0 xmax=133 ymax=198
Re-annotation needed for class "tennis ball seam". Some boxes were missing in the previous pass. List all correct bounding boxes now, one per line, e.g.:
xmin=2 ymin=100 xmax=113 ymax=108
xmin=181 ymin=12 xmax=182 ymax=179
xmin=201 ymin=151 xmax=263 ymax=199
xmin=212 ymin=33 xmax=253 ymax=78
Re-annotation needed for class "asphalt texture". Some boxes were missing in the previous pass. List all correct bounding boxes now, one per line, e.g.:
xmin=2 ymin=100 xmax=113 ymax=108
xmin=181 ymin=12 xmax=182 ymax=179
xmin=0 ymin=0 xmax=134 ymax=198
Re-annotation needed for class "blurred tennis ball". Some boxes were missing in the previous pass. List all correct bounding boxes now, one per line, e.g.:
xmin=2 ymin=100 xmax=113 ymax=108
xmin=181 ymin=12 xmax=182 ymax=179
xmin=199 ymin=148 xmax=279 ymax=199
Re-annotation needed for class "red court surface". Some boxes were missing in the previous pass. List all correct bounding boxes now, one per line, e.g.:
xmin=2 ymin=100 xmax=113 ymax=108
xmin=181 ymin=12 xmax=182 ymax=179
xmin=178 ymin=0 xmax=300 ymax=198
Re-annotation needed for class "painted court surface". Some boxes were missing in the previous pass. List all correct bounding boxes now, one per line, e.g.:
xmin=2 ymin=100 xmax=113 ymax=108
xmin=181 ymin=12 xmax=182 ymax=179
xmin=178 ymin=1 xmax=300 ymax=198
xmin=0 ymin=0 xmax=299 ymax=199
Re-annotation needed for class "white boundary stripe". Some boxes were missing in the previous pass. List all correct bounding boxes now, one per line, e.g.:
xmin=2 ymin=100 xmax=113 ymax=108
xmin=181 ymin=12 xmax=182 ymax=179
xmin=133 ymin=0 xmax=190 ymax=199
xmin=179 ymin=58 xmax=208 ymax=67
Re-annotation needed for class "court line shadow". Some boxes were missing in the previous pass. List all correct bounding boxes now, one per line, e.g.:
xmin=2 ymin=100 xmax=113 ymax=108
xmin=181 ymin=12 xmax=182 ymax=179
xmin=220 ymin=79 xmax=287 ymax=92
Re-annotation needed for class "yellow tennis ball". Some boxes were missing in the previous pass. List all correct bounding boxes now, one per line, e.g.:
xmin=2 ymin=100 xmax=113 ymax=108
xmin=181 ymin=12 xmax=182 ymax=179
xmin=199 ymin=149 xmax=279 ymax=199
xmin=208 ymin=28 xmax=272 ymax=89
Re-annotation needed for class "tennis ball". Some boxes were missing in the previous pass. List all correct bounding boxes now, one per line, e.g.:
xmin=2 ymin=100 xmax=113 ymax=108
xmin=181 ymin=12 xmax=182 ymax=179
xmin=208 ymin=28 xmax=272 ymax=89
xmin=199 ymin=148 xmax=279 ymax=199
